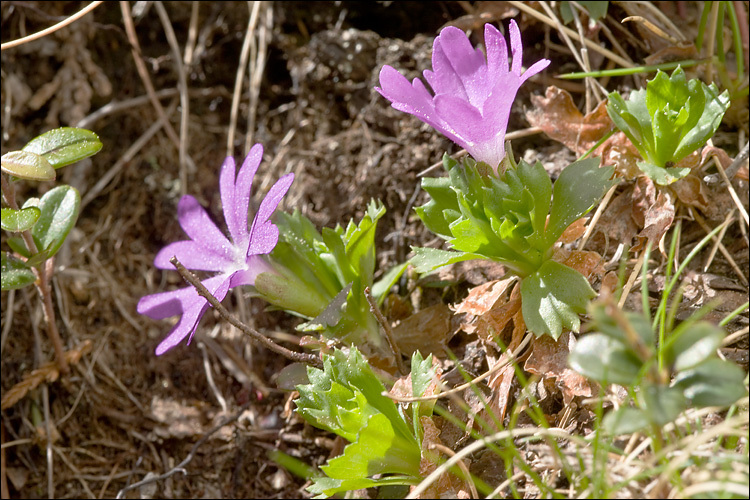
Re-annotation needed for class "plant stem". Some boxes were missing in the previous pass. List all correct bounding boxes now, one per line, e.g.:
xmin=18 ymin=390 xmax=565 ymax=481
xmin=1 ymin=174 xmax=68 ymax=373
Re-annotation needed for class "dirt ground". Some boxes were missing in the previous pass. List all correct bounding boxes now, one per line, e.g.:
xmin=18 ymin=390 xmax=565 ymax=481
xmin=1 ymin=2 xmax=748 ymax=499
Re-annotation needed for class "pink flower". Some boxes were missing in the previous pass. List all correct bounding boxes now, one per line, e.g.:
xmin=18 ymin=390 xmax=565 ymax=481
xmin=137 ymin=144 xmax=293 ymax=355
xmin=376 ymin=21 xmax=549 ymax=173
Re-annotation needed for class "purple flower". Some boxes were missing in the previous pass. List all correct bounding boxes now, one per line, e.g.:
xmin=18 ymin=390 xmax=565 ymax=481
xmin=376 ymin=21 xmax=549 ymax=173
xmin=137 ymin=144 xmax=294 ymax=355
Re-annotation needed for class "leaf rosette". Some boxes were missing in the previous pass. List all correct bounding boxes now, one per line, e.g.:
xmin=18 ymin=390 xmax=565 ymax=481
xmin=607 ymin=67 xmax=730 ymax=185
xmin=413 ymin=155 xmax=616 ymax=339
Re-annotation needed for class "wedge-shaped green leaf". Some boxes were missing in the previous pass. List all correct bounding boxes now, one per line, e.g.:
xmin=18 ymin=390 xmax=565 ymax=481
xmin=372 ymin=262 xmax=408 ymax=307
xmin=603 ymin=407 xmax=651 ymax=435
xmin=322 ymin=412 xmax=421 ymax=479
xmin=569 ymin=334 xmax=643 ymax=385
xmin=30 ymin=185 xmax=81 ymax=260
xmin=1 ymin=207 xmax=41 ymax=232
xmin=636 ymin=161 xmax=691 ymax=185
xmin=546 ymin=157 xmax=616 ymax=245
xmin=521 ymin=260 xmax=596 ymax=339
xmin=664 ymin=321 xmax=724 ymax=372
xmin=673 ymin=359 xmax=747 ymax=407
xmin=1 ymin=252 xmax=37 ymax=290
xmin=410 ymin=247 xmax=477 ymax=274
xmin=1 ymin=150 xmax=55 ymax=181
xmin=307 ymin=476 xmax=382 ymax=499
xmin=22 ymin=127 xmax=102 ymax=169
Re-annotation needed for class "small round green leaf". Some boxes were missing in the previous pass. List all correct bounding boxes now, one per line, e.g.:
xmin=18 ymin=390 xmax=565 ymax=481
xmin=1 ymin=252 xmax=37 ymax=290
xmin=23 ymin=127 xmax=102 ymax=169
xmin=603 ymin=407 xmax=651 ymax=435
xmin=1 ymin=206 xmax=41 ymax=232
xmin=1 ymin=150 xmax=55 ymax=181
xmin=569 ymin=333 xmax=643 ymax=385
xmin=674 ymin=359 xmax=747 ymax=407
xmin=31 ymin=185 xmax=81 ymax=260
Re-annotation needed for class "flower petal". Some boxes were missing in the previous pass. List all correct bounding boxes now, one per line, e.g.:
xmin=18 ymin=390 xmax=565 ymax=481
xmin=153 ymin=240 xmax=236 ymax=272
xmin=485 ymin=23 xmax=509 ymax=82
xmin=222 ymin=145 xmax=264 ymax=250
xmin=148 ymin=274 xmax=233 ymax=355
xmin=248 ymin=172 xmax=294 ymax=255
xmin=519 ymin=58 xmax=551 ymax=84
xmin=176 ymin=195 xmax=235 ymax=259
xmin=432 ymin=26 xmax=488 ymax=107
xmin=509 ymin=19 xmax=523 ymax=75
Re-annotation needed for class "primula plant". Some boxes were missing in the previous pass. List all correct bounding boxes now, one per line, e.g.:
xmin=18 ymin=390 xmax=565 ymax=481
xmin=607 ymin=67 xmax=730 ymax=185
xmin=295 ymin=347 xmax=436 ymax=498
xmin=378 ymin=21 xmax=615 ymax=339
xmin=137 ymin=144 xmax=294 ymax=355
xmin=2 ymin=127 xmax=102 ymax=371
xmin=413 ymin=154 xmax=616 ymax=339
xmin=250 ymin=201 xmax=407 ymax=361
xmin=377 ymin=20 xmax=549 ymax=174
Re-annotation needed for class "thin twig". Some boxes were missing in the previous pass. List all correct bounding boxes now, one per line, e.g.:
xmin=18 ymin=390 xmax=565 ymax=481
xmin=114 ymin=405 xmax=249 ymax=499
xmin=154 ymin=1 xmax=193 ymax=195
xmin=1 ymin=1 xmax=104 ymax=50
xmin=386 ymin=333 xmax=531 ymax=403
xmin=427 ymin=442 xmax=479 ymax=499
xmin=227 ymin=1 xmax=261 ymax=157
xmin=363 ymin=286 xmax=405 ymax=374
xmin=169 ymin=257 xmax=323 ymax=368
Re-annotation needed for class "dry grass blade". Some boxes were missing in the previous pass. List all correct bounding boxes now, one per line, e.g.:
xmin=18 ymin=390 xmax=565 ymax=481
xmin=1 ymin=340 xmax=92 ymax=410
xmin=0 ymin=1 xmax=104 ymax=50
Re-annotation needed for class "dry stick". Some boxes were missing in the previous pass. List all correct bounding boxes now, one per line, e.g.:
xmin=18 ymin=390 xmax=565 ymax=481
xmin=408 ymin=427 xmax=575 ymax=499
xmin=427 ymin=442 xmax=479 ymax=499
xmin=386 ymin=333 xmax=532 ymax=403
xmin=119 ymin=1 xmax=194 ymax=172
xmin=363 ymin=286 xmax=406 ymax=375
xmin=169 ymin=257 xmax=323 ymax=369
xmin=691 ymin=208 xmax=747 ymax=285
xmin=578 ymin=184 xmax=618 ymax=251
xmin=227 ymin=1 xmax=261 ymax=156
xmin=154 ymin=1 xmax=192 ymax=196
xmin=509 ymin=1 xmax=634 ymax=68
xmin=114 ymin=405 xmax=249 ymax=499
xmin=245 ymin=4 xmax=272 ymax=151
xmin=0 ymin=1 xmax=104 ymax=50
xmin=1 ymin=175 xmax=68 ymax=373
xmin=712 ymin=147 xmax=750 ymax=226
xmin=617 ymin=250 xmax=647 ymax=310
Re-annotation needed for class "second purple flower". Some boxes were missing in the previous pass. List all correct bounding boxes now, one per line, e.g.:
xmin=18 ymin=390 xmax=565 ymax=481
xmin=376 ymin=21 xmax=549 ymax=174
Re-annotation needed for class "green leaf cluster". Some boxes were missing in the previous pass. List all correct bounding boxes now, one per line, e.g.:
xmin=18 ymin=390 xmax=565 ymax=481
xmin=413 ymin=155 xmax=615 ymax=339
xmin=570 ymin=304 xmax=747 ymax=435
xmin=2 ymin=128 xmax=100 ymax=291
xmin=606 ymin=67 xmax=730 ymax=185
xmin=296 ymin=347 xmax=426 ymax=498
xmin=251 ymin=200 xmax=407 ymax=357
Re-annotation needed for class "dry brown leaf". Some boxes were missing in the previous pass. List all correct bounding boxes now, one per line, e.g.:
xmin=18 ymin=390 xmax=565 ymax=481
xmin=476 ymin=292 xmax=522 ymax=344
xmin=414 ymin=416 xmax=471 ymax=499
xmin=452 ymin=277 xmax=516 ymax=335
xmin=632 ymin=189 xmax=676 ymax=254
xmin=554 ymin=249 xmax=605 ymax=281
xmin=524 ymin=332 xmax=594 ymax=406
xmin=1 ymin=340 xmax=92 ymax=410
xmin=526 ymin=86 xmax=613 ymax=155
xmin=393 ymin=304 xmax=455 ymax=357
xmin=670 ymin=173 xmax=710 ymax=211
xmin=557 ymin=217 xmax=588 ymax=244
xmin=632 ymin=176 xmax=657 ymax=228
xmin=593 ymin=185 xmax=641 ymax=250
xmin=483 ymin=307 xmax=527 ymax=424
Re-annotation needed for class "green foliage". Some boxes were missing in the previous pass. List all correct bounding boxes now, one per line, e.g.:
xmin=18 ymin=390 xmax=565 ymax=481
xmin=413 ymin=155 xmax=615 ymax=339
xmin=251 ymin=200 xmax=408 ymax=357
xmin=296 ymin=347 xmax=428 ymax=498
xmin=606 ymin=67 xmax=730 ymax=185
xmin=1 ymin=252 xmax=37 ymax=290
xmin=570 ymin=303 xmax=747 ymax=435
xmin=2 ymin=127 xmax=99 ymax=292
